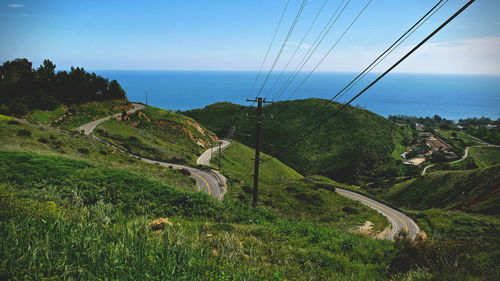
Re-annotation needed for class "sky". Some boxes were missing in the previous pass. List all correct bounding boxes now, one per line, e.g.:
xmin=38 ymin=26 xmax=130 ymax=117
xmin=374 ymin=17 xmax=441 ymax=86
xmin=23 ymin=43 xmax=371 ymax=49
xmin=1 ymin=0 xmax=499 ymax=74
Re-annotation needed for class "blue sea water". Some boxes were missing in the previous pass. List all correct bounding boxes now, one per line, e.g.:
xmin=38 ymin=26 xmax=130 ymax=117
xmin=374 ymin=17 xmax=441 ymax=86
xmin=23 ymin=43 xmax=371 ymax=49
xmin=94 ymin=70 xmax=500 ymax=121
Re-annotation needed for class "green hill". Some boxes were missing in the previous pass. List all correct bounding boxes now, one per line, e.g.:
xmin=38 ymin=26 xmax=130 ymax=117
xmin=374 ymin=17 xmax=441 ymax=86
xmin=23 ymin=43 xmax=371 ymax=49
xmin=1 ymin=107 xmax=497 ymax=280
xmin=184 ymin=99 xmax=409 ymax=184
xmin=383 ymin=165 xmax=500 ymax=215
xmin=0 ymin=115 xmax=401 ymax=280
xmin=213 ymin=141 xmax=388 ymax=230
xmin=95 ymin=106 xmax=218 ymax=165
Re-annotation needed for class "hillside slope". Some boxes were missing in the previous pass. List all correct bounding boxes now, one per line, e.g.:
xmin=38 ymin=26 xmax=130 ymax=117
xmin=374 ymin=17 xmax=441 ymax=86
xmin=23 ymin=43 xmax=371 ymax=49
xmin=383 ymin=165 xmax=500 ymax=215
xmin=96 ymin=106 xmax=218 ymax=165
xmin=212 ymin=142 xmax=389 ymax=232
xmin=185 ymin=99 xmax=405 ymax=183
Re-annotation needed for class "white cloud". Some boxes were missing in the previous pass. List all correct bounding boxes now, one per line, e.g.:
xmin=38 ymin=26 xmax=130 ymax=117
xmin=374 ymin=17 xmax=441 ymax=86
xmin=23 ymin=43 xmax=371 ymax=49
xmin=316 ymin=37 xmax=500 ymax=75
xmin=285 ymin=41 xmax=313 ymax=50
xmin=8 ymin=4 xmax=24 ymax=8
xmin=394 ymin=37 xmax=500 ymax=74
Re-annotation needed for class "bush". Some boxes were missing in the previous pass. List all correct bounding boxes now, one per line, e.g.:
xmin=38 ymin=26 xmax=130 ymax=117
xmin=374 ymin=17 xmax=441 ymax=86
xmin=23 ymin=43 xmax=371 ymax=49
xmin=7 ymin=120 xmax=20 ymax=125
xmin=37 ymin=138 xmax=49 ymax=144
xmin=17 ymin=129 xmax=32 ymax=137
xmin=78 ymin=148 xmax=90 ymax=154
xmin=179 ymin=168 xmax=191 ymax=176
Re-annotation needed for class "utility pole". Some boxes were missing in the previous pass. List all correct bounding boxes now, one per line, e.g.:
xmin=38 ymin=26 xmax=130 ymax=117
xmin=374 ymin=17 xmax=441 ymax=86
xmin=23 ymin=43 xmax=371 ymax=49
xmin=145 ymin=90 xmax=148 ymax=106
xmin=218 ymin=141 xmax=222 ymax=171
xmin=246 ymin=97 xmax=273 ymax=207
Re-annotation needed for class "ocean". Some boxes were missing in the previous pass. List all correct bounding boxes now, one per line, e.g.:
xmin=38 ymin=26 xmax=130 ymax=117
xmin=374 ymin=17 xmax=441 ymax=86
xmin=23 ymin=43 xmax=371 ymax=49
xmin=94 ymin=70 xmax=500 ymax=121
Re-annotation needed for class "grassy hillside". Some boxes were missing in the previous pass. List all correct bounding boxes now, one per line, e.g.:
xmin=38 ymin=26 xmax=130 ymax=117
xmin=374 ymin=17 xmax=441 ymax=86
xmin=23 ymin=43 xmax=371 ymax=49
xmin=185 ymin=99 xmax=408 ymax=184
xmin=469 ymin=146 xmax=500 ymax=167
xmin=213 ymin=142 xmax=389 ymax=232
xmin=26 ymin=99 xmax=132 ymax=129
xmin=1 ymin=112 xmax=497 ymax=280
xmin=383 ymin=166 xmax=500 ymax=215
xmin=96 ymin=106 xmax=217 ymax=165
xmin=0 ymin=117 xmax=196 ymax=191
xmin=0 ymin=140 xmax=401 ymax=280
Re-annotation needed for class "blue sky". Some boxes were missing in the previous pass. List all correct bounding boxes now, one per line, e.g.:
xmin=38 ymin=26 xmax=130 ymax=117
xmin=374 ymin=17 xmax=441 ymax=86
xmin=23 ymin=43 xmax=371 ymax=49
xmin=1 ymin=0 xmax=499 ymax=74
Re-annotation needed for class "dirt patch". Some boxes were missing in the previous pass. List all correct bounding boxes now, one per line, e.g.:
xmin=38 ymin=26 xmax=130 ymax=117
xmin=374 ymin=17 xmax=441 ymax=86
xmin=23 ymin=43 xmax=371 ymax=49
xmin=374 ymin=227 xmax=392 ymax=239
xmin=149 ymin=218 xmax=173 ymax=231
xmin=157 ymin=120 xmax=213 ymax=148
xmin=357 ymin=221 xmax=374 ymax=235
xmin=137 ymin=111 xmax=151 ymax=123
xmin=186 ymin=120 xmax=218 ymax=143
xmin=130 ymin=121 xmax=141 ymax=127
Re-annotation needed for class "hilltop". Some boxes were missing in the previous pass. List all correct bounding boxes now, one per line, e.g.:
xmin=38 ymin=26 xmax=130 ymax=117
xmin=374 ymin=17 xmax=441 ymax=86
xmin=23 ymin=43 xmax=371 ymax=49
xmin=184 ymin=99 xmax=410 ymax=184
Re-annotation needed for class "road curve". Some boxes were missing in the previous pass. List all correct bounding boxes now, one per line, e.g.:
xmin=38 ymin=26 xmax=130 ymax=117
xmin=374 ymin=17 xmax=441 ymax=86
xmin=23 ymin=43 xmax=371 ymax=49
xmin=77 ymin=103 xmax=227 ymax=200
xmin=422 ymin=144 xmax=499 ymax=175
xmin=197 ymin=140 xmax=231 ymax=166
xmin=336 ymin=188 xmax=420 ymax=240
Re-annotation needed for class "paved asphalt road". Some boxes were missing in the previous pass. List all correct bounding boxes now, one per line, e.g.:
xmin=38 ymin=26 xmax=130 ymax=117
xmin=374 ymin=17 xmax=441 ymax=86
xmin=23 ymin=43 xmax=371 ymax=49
xmin=78 ymin=103 xmax=420 ymax=239
xmin=197 ymin=140 xmax=231 ymax=166
xmin=336 ymin=188 xmax=420 ymax=240
xmin=77 ymin=103 xmax=227 ymax=200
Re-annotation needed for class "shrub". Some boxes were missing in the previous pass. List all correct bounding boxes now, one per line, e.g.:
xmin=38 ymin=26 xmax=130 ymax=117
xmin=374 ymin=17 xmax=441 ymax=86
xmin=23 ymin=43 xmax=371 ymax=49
xmin=78 ymin=148 xmax=90 ymax=154
xmin=17 ymin=129 xmax=32 ymax=137
xmin=37 ymin=138 xmax=49 ymax=144
xmin=179 ymin=168 xmax=191 ymax=176
xmin=7 ymin=120 xmax=20 ymax=125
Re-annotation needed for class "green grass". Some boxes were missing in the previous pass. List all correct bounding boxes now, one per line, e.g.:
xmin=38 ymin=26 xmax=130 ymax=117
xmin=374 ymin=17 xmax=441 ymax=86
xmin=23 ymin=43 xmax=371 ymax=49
xmin=1 ymin=114 xmax=498 ymax=280
xmin=0 ymin=151 xmax=221 ymax=218
xmin=469 ymin=146 xmax=500 ymax=167
xmin=428 ymin=156 xmax=478 ymax=172
xmin=26 ymin=105 xmax=66 ymax=123
xmin=391 ymin=127 xmax=411 ymax=160
xmin=412 ymin=209 xmax=500 ymax=243
xmin=0 ymin=117 xmax=196 ymax=191
xmin=436 ymin=129 xmax=483 ymax=156
xmin=185 ymin=99 xmax=403 ymax=184
xmin=55 ymin=99 xmax=132 ymax=129
xmin=96 ymin=106 xmax=217 ymax=165
xmin=383 ymin=165 xmax=500 ymax=215
xmin=0 ymin=150 xmax=401 ymax=280
xmin=0 ymin=113 xmax=13 ymax=120
xmin=427 ymin=146 xmax=500 ymax=173
xmin=213 ymin=142 xmax=389 ymax=232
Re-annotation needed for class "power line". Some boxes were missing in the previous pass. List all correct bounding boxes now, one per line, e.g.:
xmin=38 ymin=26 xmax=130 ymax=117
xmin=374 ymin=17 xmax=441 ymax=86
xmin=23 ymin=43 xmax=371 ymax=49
xmin=256 ymin=0 xmax=310 ymax=97
xmin=272 ymin=0 xmax=351 ymax=101
xmin=248 ymin=0 xmax=291 ymax=98
xmin=261 ymin=0 xmax=476 ymax=165
xmin=281 ymin=0 xmax=374 ymax=102
xmin=263 ymin=0 xmax=330 ymax=100
xmin=305 ymin=0 xmax=447 ymax=130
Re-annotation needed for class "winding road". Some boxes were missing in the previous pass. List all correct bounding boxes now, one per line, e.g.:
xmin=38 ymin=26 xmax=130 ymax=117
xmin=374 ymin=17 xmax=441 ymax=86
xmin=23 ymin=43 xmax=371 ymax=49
xmin=422 ymin=143 xmax=499 ymax=175
xmin=197 ymin=140 xmax=231 ymax=166
xmin=77 ymin=103 xmax=420 ymax=239
xmin=77 ymin=103 xmax=227 ymax=200
xmin=336 ymin=189 xmax=420 ymax=240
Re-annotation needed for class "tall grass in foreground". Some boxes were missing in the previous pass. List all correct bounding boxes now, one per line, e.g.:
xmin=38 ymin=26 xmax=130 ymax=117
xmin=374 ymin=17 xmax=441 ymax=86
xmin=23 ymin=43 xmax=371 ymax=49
xmin=0 ymin=205 xmax=258 ymax=280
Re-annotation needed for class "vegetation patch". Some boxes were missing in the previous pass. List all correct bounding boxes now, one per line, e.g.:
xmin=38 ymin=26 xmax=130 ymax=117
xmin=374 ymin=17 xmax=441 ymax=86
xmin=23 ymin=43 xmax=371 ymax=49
xmin=185 ymin=99 xmax=408 ymax=184
xmin=213 ymin=142 xmax=389 ymax=231
xmin=96 ymin=106 xmax=217 ymax=165
xmin=383 ymin=166 xmax=500 ymax=215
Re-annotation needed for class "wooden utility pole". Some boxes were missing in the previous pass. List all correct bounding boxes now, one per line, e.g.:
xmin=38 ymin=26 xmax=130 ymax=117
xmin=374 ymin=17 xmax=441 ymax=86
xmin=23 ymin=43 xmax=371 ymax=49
xmin=246 ymin=97 xmax=272 ymax=207
xmin=218 ymin=141 xmax=222 ymax=171
xmin=145 ymin=91 xmax=148 ymax=105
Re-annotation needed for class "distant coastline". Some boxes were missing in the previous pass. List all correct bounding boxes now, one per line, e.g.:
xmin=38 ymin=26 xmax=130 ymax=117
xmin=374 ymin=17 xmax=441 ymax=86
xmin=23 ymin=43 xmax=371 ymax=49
xmin=94 ymin=70 xmax=500 ymax=121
